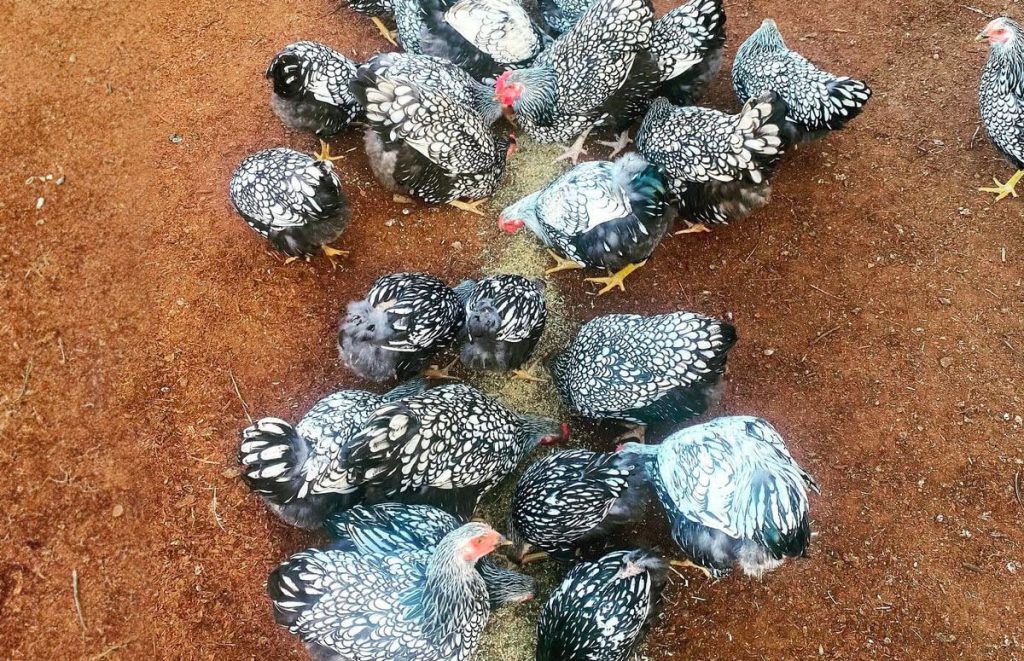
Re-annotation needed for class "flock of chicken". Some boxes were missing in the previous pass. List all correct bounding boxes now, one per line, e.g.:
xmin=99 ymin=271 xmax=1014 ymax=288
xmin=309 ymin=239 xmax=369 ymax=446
xmin=225 ymin=0 xmax=1023 ymax=656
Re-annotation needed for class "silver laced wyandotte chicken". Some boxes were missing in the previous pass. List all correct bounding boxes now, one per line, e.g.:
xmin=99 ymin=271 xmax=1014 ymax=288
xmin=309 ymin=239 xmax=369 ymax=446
xmin=350 ymin=52 xmax=516 ymax=215
xmin=323 ymin=503 xmax=535 ymax=609
xmin=265 ymin=41 xmax=362 ymax=160
xmin=977 ymin=17 xmax=1024 ymax=202
xmin=636 ymin=94 xmax=787 ymax=233
xmin=494 ymin=0 xmax=655 ymax=163
xmin=536 ymin=549 xmax=668 ymax=661
xmin=650 ymin=0 xmax=726 ymax=106
xmin=498 ymin=153 xmax=671 ymax=294
xmin=268 ymin=522 xmax=503 ymax=660
xmin=456 ymin=274 xmax=546 ymax=374
xmin=622 ymin=416 xmax=819 ymax=578
xmin=339 ymin=382 xmax=569 ymax=518
xmin=507 ymin=449 xmax=649 ymax=562
xmin=238 ymin=379 xmax=427 ymax=530
xmin=733 ymin=18 xmax=871 ymax=147
xmin=418 ymin=0 xmax=545 ymax=80
xmin=228 ymin=148 xmax=351 ymax=264
xmin=339 ymin=272 xmax=465 ymax=382
xmin=548 ymin=310 xmax=737 ymax=442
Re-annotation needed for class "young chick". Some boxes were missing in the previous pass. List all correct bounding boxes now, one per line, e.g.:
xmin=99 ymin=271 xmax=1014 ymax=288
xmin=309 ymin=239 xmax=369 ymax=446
xmin=266 ymin=41 xmax=362 ymax=157
xmin=238 ymin=379 xmax=427 ymax=529
xmin=537 ymin=549 xmax=668 ymax=661
xmin=339 ymin=273 xmax=465 ymax=382
xmin=456 ymin=274 xmax=547 ymax=373
xmin=228 ymin=148 xmax=350 ymax=263
xmin=624 ymin=416 xmax=819 ymax=578
xmin=733 ymin=18 xmax=871 ymax=146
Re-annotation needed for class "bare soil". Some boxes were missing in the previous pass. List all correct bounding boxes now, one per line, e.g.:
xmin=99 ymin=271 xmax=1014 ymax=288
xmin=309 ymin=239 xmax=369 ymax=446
xmin=2 ymin=0 xmax=1023 ymax=658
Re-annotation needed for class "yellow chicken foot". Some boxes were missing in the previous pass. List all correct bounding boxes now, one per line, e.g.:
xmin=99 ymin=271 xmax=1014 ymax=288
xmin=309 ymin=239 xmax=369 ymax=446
xmin=449 ymin=198 xmax=489 ymax=216
xmin=674 ymin=221 xmax=712 ymax=236
xmin=979 ymin=170 xmax=1024 ymax=202
xmin=371 ymin=17 xmax=399 ymax=46
xmin=597 ymin=130 xmax=632 ymax=159
xmin=584 ymin=260 xmax=647 ymax=296
xmin=315 ymin=139 xmax=344 ymax=162
xmin=545 ymin=250 xmax=584 ymax=275
xmin=424 ymin=358 xmax=460 ymax=381
xmin=321 ymin=245 xmax=349 ymax=269
xmin=510 ymin=362 xmax=547 ymax=382
xmin=670 ymin=558 xmax=714 ymax=579
xmin=552 ymin=126 xmax=594 ymax=165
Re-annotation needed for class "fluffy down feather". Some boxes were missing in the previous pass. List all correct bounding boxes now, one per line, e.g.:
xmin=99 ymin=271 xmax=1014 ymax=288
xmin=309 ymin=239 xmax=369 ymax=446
xmin=456 ymin=274 xmax=547 ymax=372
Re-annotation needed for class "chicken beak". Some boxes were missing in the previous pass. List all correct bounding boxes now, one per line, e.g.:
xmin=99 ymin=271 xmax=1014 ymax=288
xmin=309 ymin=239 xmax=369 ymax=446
xmin=497 ymin=535 xmax=513 ymax=547
xmin=975 ymin=31 xmax=987 ymax=42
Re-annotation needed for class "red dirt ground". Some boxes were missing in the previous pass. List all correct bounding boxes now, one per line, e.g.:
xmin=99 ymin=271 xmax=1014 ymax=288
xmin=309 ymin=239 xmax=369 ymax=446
xmin=2 ymin=0 xmax=1022 ymax=658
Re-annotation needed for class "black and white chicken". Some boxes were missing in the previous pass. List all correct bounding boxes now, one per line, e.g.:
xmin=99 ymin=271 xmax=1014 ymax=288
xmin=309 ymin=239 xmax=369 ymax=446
xmin=339 ymin=272 xmax=466 ymax=382
xmin=228 ymin=148 xmax=351 ymax=263
xmin=977 ymin=17 xmax=1024 ymax=201
xmin=343 ymin=0 xmax=402 ymax=45
xmin=419 ymin=0 xmax=545 ymax=79
xmin=536 ymin=549 xmax=668 ymax=661
xmin=324 ymin=503 xmax=535 ymax=609
xmin=494 ymin=0 xmax=655 ymax=163
xmin=498 ymin=153 xmax=671 ymax=294
xmin=266 ymin=41 xmax=362 ymax=160
xmin=351 ymin=52 xmax=516 ymax=214
xmin=268 ymin=522 xmax=502 ymax=660
xmin=733 ymin=18 xmax=871 ymax=146
xmin=622 ymin=416 xmax=819 ymax=578
xmin=456 ymin=274 xmax=547 ymax=374
xmin=650 ymin=0 xmax=726 ymax=106
xmin=548 ymin=310 xmax=736 ymax=442
xmin=636 ymin=94 xmax=786 ymax=232
xmin=238 ymin=379 xmax=427 ymax=529
xmin=507 ymin=449 xmax=649 ymax=562
xmin=340 ymin=382 xmax=569 ymax=518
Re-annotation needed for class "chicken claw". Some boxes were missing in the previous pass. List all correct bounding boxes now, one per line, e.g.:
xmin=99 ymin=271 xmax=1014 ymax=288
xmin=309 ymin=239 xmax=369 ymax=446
xmin=449 ymin=198 xmax=489 ymax=216
xmin=315 ymin=139 xmax=344 ymax=162
xmin=371 ymin=17 xmax=399 ymax=46
xmin=674 ymin=222 xmax=712 ymax=236
xmin=321 ymin=245 xmax=349 ymax=269
xmin=552 ymin=127 xmax=594 ymax=165
xmin=670 ymin=558 xmax=714 ymax=579
xmin=424 ymin=358 xmax=460 ymax=381
xmin=597 ymin=130 xmax=633 ymax=159
xmin=979 ymin=170 xmax=1024 ymax=202
xmin=584 ymin=260 xmax=647 ymax=296
xmin=510 ymin=362 xmax=547 ymax=382
xmin=545 ymin=250 xmax=584 ymax=275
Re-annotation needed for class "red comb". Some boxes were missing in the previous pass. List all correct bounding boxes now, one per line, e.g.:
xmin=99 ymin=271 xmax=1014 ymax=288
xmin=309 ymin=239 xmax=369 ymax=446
xmin=495 ymin=70 xmax=514 ymax=92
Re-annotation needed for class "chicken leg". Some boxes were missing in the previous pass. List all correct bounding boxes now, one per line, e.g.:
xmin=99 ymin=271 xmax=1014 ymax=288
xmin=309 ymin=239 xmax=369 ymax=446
xmin=597 ymin=130 xmax=633 ymax=159
xmin=980 ymin=170 xmax=1024 ymax=202
xmin=424 ymin=358 xmax=460 ymax=381
xmin=552 ymin=126 xmax=594 ymax=165
xmin=371 ymin=17 xmax=399 ymax=46
xmin=545 ymin=250 xmax=584 ymax=275
xmin=510 ymin=361 xmax=547 ymax=382
xmin=449 ymin=198 xmax=489 ymax=216
xmin=584 ymin=260 xmax=647 ymax=295
xmin=670 ymin=558 xmax=714 ymax=579
xmin=321 ymin=245 xmax=349 ymax=269
xmin=315 ymin=139 xmax=344 ymax=162
xmin=674 ymin=221 xmax=712 ymax=236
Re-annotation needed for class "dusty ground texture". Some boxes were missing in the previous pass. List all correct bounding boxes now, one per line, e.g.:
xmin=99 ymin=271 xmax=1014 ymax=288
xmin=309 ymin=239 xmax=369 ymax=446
xmin=2 ymin=0 xmax=1024 ymax=658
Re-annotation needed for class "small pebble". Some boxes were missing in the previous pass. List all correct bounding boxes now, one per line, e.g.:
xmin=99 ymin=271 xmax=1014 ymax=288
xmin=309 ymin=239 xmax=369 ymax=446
xmin=169 ymin=133 xmax=184 ymax=144
xmin=112 ymin=504 xmax=124 ymax=518
xmin=35 ymin=197 xmax=44 ymax=209
xmin=763 ymin=348 xmax=775 ymax=356
xmin=56 ymin=175 xmax=65 ymax=185
xmin=939 ymin=357 xmax=953 ymax=369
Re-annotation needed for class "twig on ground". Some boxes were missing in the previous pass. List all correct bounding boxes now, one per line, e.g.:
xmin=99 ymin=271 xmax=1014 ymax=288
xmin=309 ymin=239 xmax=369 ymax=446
xmin=1014 ymin=471 xmax=1023 ymax=510
xmin=810 ymin=283 xmax=841 ymax=300
xmin=89 ymin=640 xmax=133 ymax=660
xmin=17 ymin=359 xmax=33 ymax=401
xmin=209 ymin=485 xmax=225 ymax=531
xmin=228 ymin=370 xmax=253 ymax=424
xmin=72 ymin=569 xmax=85 ymax=629
xmin=811 ymin=325 xmax=843 ymax=345
xmin=961 ymin=4 xmax=994 ymax=17
xmin=58 ymin=337 xmax=66 ymax=364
